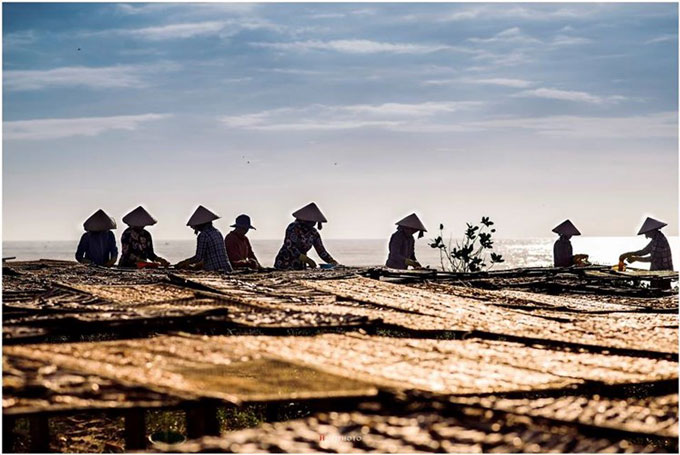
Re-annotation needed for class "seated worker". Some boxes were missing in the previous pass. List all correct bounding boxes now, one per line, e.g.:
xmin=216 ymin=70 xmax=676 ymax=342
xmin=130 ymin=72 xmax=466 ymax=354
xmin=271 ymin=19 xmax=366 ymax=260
xmin=552 ymin=219 xmax=588 ymax=267
xmin=75 ymin=209 xmax=118 ymax=266
xmin=176 ymin=205 xmax=233 ymax=272
xmin=386 ymin=213 xmax=427 ymax=269
xmin=274 ymin=202 xmax=338 ymax=270
xmin=119 ymin=206 xmax=169 ymax=268
xmin=620 ymin=217 xmax=673 ymax=271
xmin=225 ymin=214 xmax=261 ymax=270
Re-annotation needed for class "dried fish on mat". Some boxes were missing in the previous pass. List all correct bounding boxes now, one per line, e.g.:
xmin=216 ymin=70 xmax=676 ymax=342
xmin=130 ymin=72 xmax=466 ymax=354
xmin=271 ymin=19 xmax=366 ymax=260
xmin=300 ymin=277 xmax=678 ymax=355
xmin=4 ymin=335 xmax=378 ymax=405
xmin=161 ymin=402 xmax=663 ymax=453
xmin=451 ymin=393 xmax=678 ymax=439
xmin=3 ymin=354 xmax=180 ymax=416
xmin=6 ymin=333 xmax=675 ymax=400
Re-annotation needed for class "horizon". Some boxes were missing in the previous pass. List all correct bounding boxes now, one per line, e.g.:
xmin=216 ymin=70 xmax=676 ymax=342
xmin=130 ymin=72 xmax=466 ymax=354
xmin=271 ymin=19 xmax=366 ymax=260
xmin=3 ymin=2 xmax=678 ymax=241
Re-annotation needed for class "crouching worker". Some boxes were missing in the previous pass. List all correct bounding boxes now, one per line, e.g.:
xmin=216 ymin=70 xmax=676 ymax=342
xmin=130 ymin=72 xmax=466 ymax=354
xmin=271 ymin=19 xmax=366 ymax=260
xmin=620 ymin=217 xmax=673 ymax=271
xmin=225 ymin=214 xmax=261 ymax=270
xmin=119 ymin=206 xmax=170 ymax=268
xmin=176 ymin=205 xmax=233 ymax=272
xmin=75 ymin=209 xmax=118 ymax=266
xmin=274 ymin=202 xmax=338 ymax=270
xmin=552 ymin=219 xmax=588 ymax=267
xmin=386 ymin=213 xmax=427 ymax=269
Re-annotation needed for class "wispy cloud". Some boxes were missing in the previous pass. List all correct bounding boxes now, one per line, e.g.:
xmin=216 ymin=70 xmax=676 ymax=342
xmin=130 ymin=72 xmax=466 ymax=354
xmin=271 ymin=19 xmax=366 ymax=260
xmin=468 ymin=27 xmax=541 ymax=45
xmin=4 ymin=63 xmax=178 ymax=91
xmin=4 ymin=30 xmax=38 ymax=47
xmin=250 ymin=39 xmax=459 ymax=54
xmin=424 ymin=78 xmax=535 ymax=88
xmin=220 ymin=101 xmax=481 ymax=131
xmin=465 ymin=112 xmax=677 ymax=138
xmin=551 ymin=34 xmax=592 ymax=46
xmin=4 ymin=114 xmax=171 ymax=140
xmin=645 ymin=34 xmax=677 ymax=44
xmin=512 ymin=87 xmax=626 ymax=104
xmin=85 ymin=18 xmax=285 ymax=41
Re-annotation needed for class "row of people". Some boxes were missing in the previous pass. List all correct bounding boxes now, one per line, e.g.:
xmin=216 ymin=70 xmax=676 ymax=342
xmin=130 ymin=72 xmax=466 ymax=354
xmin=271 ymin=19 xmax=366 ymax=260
xmin=75 ymin=203 xmax=673 ymax=272
xmin=552 ymin=217 xmax=673 ymax=271
xmin=76 ymin=202 xmax=418 ymax=271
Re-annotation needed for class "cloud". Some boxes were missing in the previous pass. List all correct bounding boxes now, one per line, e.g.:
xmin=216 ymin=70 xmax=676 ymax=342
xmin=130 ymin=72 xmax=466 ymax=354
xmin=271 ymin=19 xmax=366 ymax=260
xmin=250 ymin=39 xmax=458 ymax=54
xmin=512 ymin=87 xmax=625 ymax=104
xmin=4 ymin=114 xmax=171 ymax=140
xmin=645 ymin=34 xmax=677 ymax=44
xmin=400 ymin=4 xmax=602 ymax=24
xmin=465 ymin=112 xmax=677 ymax=139
xmin=468 ymin=27 xmax=541 ymax=44
xmin=424 ymin=78 xmax=535 ymax=88
xmin=551 ymin=35 xmax=592 ymax=46
xmin=4 ymin=30 xmax=37 ymax=47
xmin=220 ymin=101 xmax=481 ymax=131
xmin=3 ymin=63 xmax=178 ymax=91
xmin=86 ymin=18 xmax=285 ymax=41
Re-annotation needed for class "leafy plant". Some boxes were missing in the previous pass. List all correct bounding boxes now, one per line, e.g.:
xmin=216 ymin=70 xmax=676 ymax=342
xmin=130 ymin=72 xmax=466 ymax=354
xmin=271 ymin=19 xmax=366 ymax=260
xmin=429 ymin=217 xmax=505 ymax=272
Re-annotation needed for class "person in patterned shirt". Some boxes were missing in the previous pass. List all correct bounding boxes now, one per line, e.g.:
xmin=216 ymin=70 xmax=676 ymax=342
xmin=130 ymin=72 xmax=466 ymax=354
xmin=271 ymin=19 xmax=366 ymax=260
xmin=620 ymin=217 xmax=673 ymax=271
xmin=176 ymin=205 xmax=232 ymax=272
xmin=119 ymin=206 xmax=169 ymax=268
xmin=274 ymin=202 xmax=338 ymax=270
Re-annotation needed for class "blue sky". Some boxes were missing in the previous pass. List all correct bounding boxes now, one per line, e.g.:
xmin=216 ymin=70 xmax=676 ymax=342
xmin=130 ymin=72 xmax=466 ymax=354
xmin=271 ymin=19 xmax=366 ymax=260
xmin=3 ymin=2 xmax=678 ymax=241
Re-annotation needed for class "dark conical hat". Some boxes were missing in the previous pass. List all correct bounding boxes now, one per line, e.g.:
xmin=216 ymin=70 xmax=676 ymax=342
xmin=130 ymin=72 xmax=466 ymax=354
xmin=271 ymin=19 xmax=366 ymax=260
xmin=292 ymin=202 xmax=327 ymax=223
xmin=187 ymin=205 xmax=220 ymax=227
xmin=552 ymin=219 xmax=580 ymax=236
xmin=637 ymin=217 xmax=667 ymax=235
xmin=396 ymin=213 xmax=427 ymax=232
xmin=122 ymin=206 xmax=157 ymax=227
xmin=83 ymin=209 xmax=117 ymax=232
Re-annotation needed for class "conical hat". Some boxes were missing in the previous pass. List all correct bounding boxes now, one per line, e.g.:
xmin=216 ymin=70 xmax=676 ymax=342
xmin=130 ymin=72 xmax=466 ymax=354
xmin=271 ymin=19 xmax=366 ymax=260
xmin=187 ymin=205 xmax=220 ymax=227
xmin=292 ymin=202 xmax=327 ymax=223
xmin=122 ymin=206 xmax=157 ymax=227
xmin=396 ymin=213 xmax=427 ymax=232
xmin=552 ymin=219 xmax=580 ymax=236
xmin=83 ymin=209 xmax=116 ymax=232
xmin=637 ymin=217 xmax=667 ymax=235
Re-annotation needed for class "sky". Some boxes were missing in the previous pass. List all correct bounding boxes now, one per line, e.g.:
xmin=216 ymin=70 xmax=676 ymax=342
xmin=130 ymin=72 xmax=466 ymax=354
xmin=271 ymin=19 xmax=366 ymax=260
xmin=2 ymin=1 xmax=678 ymax=241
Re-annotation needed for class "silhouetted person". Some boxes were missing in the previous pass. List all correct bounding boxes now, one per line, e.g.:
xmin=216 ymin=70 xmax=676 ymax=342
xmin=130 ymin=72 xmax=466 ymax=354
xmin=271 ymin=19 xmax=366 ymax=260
xmin=75 ymin=209 xmax=118 ymax=266
xmin=620 ymin=217 xmax=673 ymax=271
xmin=386 ymin=213 xmax=427 ymax=269
xmin=118 ymin=206 xmax=169 ymax=268
xmin=176 ymin=205 xmax=232 ymax=272
xmin=552 ymin=219 xmax=582 ymax=267
xmin=274 ymin=202 xmax=338 ymax=270
xmin=225 ymin=214 xmax=261 ymax=270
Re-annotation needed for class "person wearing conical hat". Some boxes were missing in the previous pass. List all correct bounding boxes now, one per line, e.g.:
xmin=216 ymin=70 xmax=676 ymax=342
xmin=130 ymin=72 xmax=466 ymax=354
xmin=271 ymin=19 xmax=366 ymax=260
xmin=274 ymin=202 xmax=338 ymax=270
xmin=176 ymin=205 xmax=233 ymax=272
xmin=386 ymin=213 xmax=426 ymax=269
xmin=75 ymin=209 xmax=118 ymax=266
xmin=620 ymin=217 xmax=673 ymax=271
xmin=118 ymin=206 xmax=170 ymax=268
xmin=225 ymin=214 xmax=261 ymax=270
xmin=552 ymin=219 xmax=586 ymax=267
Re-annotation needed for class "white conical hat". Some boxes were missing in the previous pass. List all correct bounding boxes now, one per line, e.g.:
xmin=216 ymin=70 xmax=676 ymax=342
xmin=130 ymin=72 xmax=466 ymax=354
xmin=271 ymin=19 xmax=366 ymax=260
xmin=187 ymin=205 xmax=220 ymax=227
xmin=292 ymin=202 xmax=327 ymax=223
xmin=83 ymin=209 xmax=116 ymax=232
xmin=122 ymin=206 xmax=157 ymax=227
xmin=396 ymin=213 xmax=427 ymax=232
xmin=637 ymin=217 xmax=667 ymax=235
xmin=552 ymin=219 xmax=580 ymax=236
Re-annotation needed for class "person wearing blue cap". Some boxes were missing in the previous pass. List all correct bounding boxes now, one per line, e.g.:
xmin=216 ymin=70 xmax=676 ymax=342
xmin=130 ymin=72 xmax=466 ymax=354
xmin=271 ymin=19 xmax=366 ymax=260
xmin=225 ymin=214 xmax=261 ymax=270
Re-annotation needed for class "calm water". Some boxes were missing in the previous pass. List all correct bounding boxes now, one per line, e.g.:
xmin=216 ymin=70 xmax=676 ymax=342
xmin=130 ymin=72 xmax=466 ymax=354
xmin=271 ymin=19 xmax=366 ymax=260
xmin=3 ymin=237 xmax=678 ymax=270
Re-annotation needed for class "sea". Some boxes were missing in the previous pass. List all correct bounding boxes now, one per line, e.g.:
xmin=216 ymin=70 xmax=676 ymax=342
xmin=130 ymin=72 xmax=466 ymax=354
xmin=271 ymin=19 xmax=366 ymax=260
xmin=3 ymin=237 xmax=679 ymax=271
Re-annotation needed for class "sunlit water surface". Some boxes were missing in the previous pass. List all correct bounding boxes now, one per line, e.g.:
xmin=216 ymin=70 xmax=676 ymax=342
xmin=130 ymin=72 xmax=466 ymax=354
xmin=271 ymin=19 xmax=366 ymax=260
xmin=3 ymin=237 xmax=678 ymax=270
